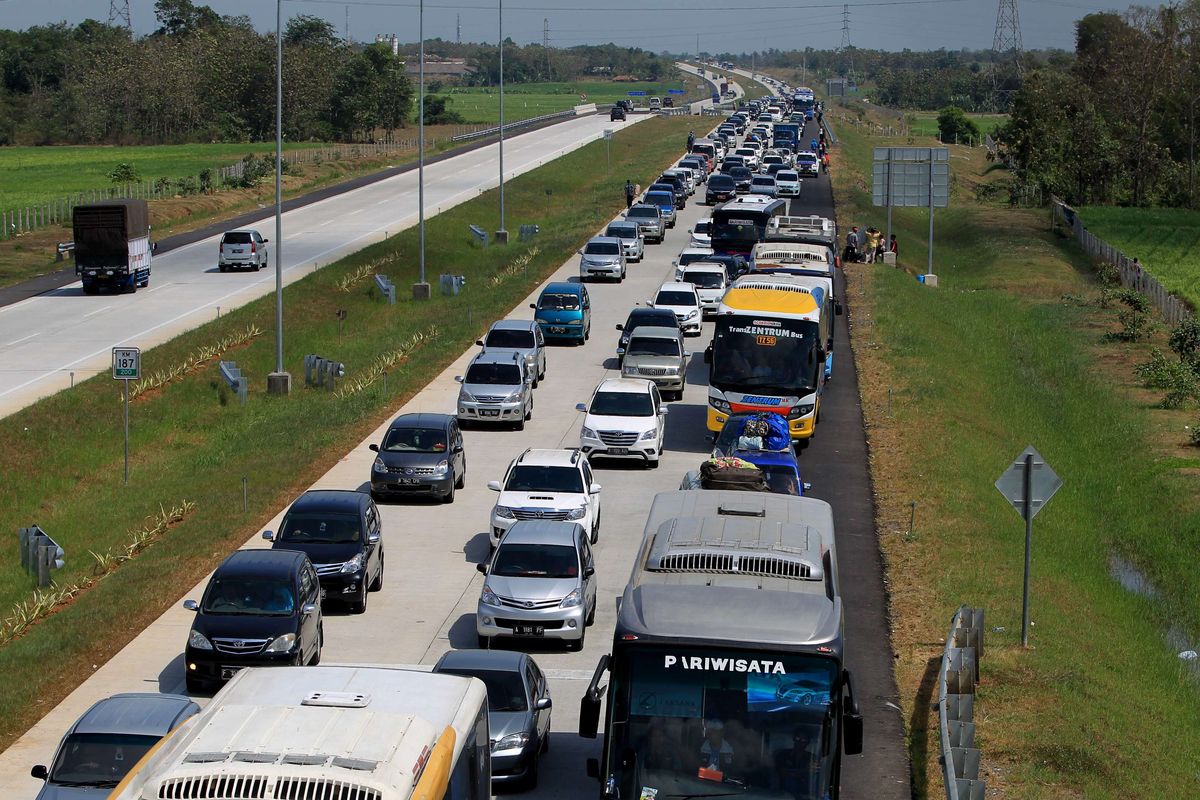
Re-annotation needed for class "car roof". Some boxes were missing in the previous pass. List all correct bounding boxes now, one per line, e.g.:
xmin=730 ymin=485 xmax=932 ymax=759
xmin=739 ymin=450 xmax=800 ymax=469
xmin=628 ymin=203 xmax=659 ymax=213
xmin=470 ymin=350 xmax=523 ymax=367
xmin=682 ymin=263 xmax=726 ymax=273
xmin=215 ymin=549 xmax=307 ymax=579
xmin=657 ymin=281 xmax=697 ymax=292
xmin=596 ymin=377 xmax=654 ymax=394
xmin=541 ymin=281 xmax=581 ymax=294
xmin=500 ymin=520 xmax=584 ymax=546
xmin=627 ymin=306 xmax=676 ymax=321
xmin=434 ymin=648 xmax=527 ymax=673
xmin=72 ymin=693 xmax=198 ymax=737
xmin=287 ymin=489 xmax=369 ymax=515
xmin=514 ymin=448 xmax=583 ymax=467
xmin=387 ymin=412 xmax=453 ymax=431
xmin=586 ymin=236 xmax=623 ymax=246
xmin=490 ymin=319 xmax=538 ymax=333
xmin=222 ymin=228 xmax=258 ymax=236
xmin=629 ymin=326 xmax=683 ymax=339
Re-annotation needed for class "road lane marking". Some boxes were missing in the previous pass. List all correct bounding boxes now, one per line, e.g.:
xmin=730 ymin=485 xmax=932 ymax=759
xmin=82 ymin=305 xmax=113 ymax=319
xmin=5 ymin=332 xmax=38 ymax=346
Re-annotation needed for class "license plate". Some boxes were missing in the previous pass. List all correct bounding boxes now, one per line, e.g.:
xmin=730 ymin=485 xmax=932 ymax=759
xmin=514 ymin=625 xmax=544 ymax=636
xmin=480 ymin=409 xmax=500 ymax=417
xmin=608 ymin=447 xmax=629 ymax=455
xmin=221 ymin=667 xmax=242 ymax=680
xmin=397 ymin=478 xmax=422 ymax=485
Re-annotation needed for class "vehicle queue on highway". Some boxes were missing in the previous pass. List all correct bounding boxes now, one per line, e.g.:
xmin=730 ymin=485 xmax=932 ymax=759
xmin=30 ymin=78 xmax=868 ymax=800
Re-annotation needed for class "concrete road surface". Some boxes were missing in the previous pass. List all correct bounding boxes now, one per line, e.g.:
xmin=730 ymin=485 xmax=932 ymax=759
xmin=0 ymin=107 xmax=908 ymax=800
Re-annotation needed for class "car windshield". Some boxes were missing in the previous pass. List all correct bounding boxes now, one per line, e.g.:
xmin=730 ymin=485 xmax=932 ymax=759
xmin=279 ymin=512 xmax=362 ymax=543
xmin=222 ymin=232 xmax=252 ymax=244
xmin=678 ymin=252 xmax=711 ymax=266
xmin=760 ymin=463 xmax=802 ymax=495
xmin=505 ymin=464 xmax=585 ymax=493
xmin=624 ymin=312 xmax=676 ymax=334
xmin=752 ymin=177 xmax=775 ymax=186
xmin=492 ymin=544 xmax=579 ymax=579
xmin=628 ymin=337 xmax=681 ymax=357
xmin=798 ymin=154 xmax=817 ymax=164
xmin=656 ymin=290 xmax=697 ymax=306
xmin=684 ymin=270 xmax=724 ymax=288
xmin=381 ymin=426 xmax=448 ymax=453
xmin=466 ymin=363 xmax=521 ymax=385
xmin=49 ymin=732 xmax=159 ymax=787
xmin=647 ymin=192 xmax=674 ymax=206
xmin=778 ymin=171 xmax=799 ymax=181
xmin=730 ymin=167 xmax=752 ymax=180
xmin=585 ymin=242 xmax=621 ymax=255
xmin=590 ymin=390 xmax=655 ymax=416
xmin=439 ymin=668 xmax=528 ymax=712
xmin=538 ymin=293 xmax=580 ymax=310
xmin=627 ymin=207 xmax=658 ymax=219
xmin=606 ymin=224 xmax=637 ymax=239
xmin=709 ymin=177 xmax=735 ymax=190
xmin=202 ymin=577 xmax=296 ymax=616
xmin=486 ymin=329 xmax=535 ymax=349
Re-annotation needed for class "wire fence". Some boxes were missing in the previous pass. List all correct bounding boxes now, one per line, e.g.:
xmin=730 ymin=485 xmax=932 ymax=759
xmin=0 ymin=129 xmax=494 ymax=242
xmin=938 ymin=606 xmax=987 ymax=800
xmin=1052 ymin=195 xmax=1194 ymax=326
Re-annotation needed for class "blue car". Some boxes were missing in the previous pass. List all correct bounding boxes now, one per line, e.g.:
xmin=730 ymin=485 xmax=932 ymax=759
xmin=530 ymin=282 xmax=591 ymax=344
xmin=711 ymin=412 xmax=808 ymax=495
xmin=644 ymin=190 xmax=677 ymax=228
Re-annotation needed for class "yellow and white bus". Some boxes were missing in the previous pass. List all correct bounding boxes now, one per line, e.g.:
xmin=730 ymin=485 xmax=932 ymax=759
xmin=109 ymin=665 xmax=490 ymax=800
xmin=704 ymin=274 xmax=831 ymax=443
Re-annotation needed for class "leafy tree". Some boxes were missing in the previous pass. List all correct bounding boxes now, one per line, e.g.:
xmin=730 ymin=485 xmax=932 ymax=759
xmin=108 ymin=162 xmax=140 ymax=183
xmin=153 ymin=0 xmax=221 ymax=37
xmin=936 ymin=105 xmax=979 ymax=143
xmin=422 ymin=95 xmax=464 ymax=124
xmin=285 ymin=15 xmax=340 ymax=48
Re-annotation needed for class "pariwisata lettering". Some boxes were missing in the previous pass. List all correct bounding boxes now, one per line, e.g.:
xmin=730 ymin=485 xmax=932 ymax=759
xmin=663 ymin=655 xmax=787 ymax=674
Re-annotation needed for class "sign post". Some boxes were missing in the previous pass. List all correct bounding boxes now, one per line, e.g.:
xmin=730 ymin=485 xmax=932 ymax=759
xmin=994 ymin=446 xmax=1062 ymax=647
xmin=603 ymin=129 xmax=614 ymax=174
xmin=112 ymin=347 xmax=140 ymax=485
xmin=871 ymin=147 xmax=949 ymax=272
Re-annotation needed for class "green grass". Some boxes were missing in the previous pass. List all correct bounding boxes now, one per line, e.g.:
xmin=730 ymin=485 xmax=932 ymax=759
xmin=0 ymin=115 xmax=698 ymax=748
xmin=905 ymin=111 xmax=1008 ymax=139
xmin=834 ymin=124 xmax=1200 ymax=797
xmin=442 ymin=76 xmax=709 ymax=124
xmin=0 ymin=142 xmax=328 ymax=212
xmin=1078 ymin=205 xmax=1200 ymax=312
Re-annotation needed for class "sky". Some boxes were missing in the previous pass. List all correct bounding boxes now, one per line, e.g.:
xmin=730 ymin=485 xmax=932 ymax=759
xmin=0 ymin=0 xmax=1136 ymax=53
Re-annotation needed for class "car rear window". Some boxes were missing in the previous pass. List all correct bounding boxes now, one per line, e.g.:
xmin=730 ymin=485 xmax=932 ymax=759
xmin=486 ymin=328 xmax=535 ymax=349
xmin=656 ymin=290 xmax=697 ymax=306
xmin=752 ymin=177 xmax=775 ymax=186
xmin=684 ymin=270 xmax=724 ymax=288
xmin=466 ymin=363 xmax=521 ymax=385
xmin=606 ymin=224 xmax=638 ymax=238
xmin=438 ymin=668 xmax=528 ymax=712
xmin=222 ymin=232 xmax=252 ymax=244
xmin=709 ymin=176 xmax=735 ymax=189
xmin=627 ymin=206 xmax=659 ymax=219
xmin=585 ymin=241 xmax=621 ymax=255
xmin=778 ymin=171 xmax=799 ymax=181
xmin=279 ymin=512 xmax=362 ymax=543
xmin=627 ymin=336 xmax=681 ymax=357
xmin=646 ymin=192 xmax=674 ymax=205
xmin=492 ymin=544 xmax=578 ymax=579
xmin=505 ymin=465 xmax=585 ymax=493
xmin=538 ymin=292 xmax=580 ymax=310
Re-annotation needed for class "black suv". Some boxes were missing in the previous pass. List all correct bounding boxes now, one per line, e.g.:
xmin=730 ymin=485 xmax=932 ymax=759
xmin=706 ymin=174 xmax=736 ymax=205
xmin=615 ymin=306 xmax=681 ymax=366
xmin=264 ymin=489 xmax=384 ymax=613
xmin=370 ymin=413 xmax=466 ymax=503
xmin=182 ymin=549 xmax=323 ymax=693
xmin=610 ymin=105 xmax=626 ymax=121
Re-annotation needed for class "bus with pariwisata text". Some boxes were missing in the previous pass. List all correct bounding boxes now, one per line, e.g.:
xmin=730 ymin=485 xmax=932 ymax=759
xmin=703 ymin=274 xmax=830 ymax=443
xmin=711 ymin=196 xmax=789 ymax=260
xmin=578 ymin=490 xmax=864 ymax=800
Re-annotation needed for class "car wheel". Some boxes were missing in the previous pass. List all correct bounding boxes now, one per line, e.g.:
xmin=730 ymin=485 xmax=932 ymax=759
xmin=455 ymin=463 xmax=466 ymax=489
xmin=515 ymin=415 xmax=526 ymax=431
xmin=370 ymin=489 xmax=384 ymax=502
xmin=351 ymin=588 xmax=368 ymax=614
xmin=590 ymin=512 xmax=600 ymax=544
xmin=219 ymin=265 xmax=227 ymax=273
xmin=648 ymin=458 xmax=660 ymax=470
xmin=525 ymin=399 xmax=533 ymax=421
xmin=442 ymin=481 xmax=455 ymax=504
xmin=370 ymin=555 xmax=384 ymax=591
xmin=523 ymin=752 xmax=541 ymax=791
xmin=568 ymin=626 xmax=586 ymax=652
xmin=185 ymin=673 xmax=207 ymax=695
xmin=310 ymin=627 xmax=323 ymax=665
xmin=253 ymin=262 xmax=261 ymax=272
xmin=586 ymin=598 xmax=596 ymax=626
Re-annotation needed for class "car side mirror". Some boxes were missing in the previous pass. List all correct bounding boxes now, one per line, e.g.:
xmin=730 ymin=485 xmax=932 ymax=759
xmin=475 ymin=339 xmax=485 ymax=346
xmin=301 ymin=603 xmax=317 ymax=616
xmin=453 ymin=443 xmax=464 ymax=453
xmin=535 ymin=696 xmax=553 ymax=711
xmin=454 ymin=375 xmax=464 ymax=383
xmin=836 ymin=301 xmax=844 ymax=315
xmin=584 ymin=565 xmax=595 ymax=577
xmin=683 ymin=351 xmax=692 ymax=358
xmin=529 ymin=303 xmax=537 ymax=310
xmin=576 ymin=403 xmax=588 ymax=413
xmin=487 ymin=480 xmax=502 ymax=491
xmin=476 ymin=562 xmax=488 ymax=574
xmin=183 ymin=599 xmax=199 ymax=611
xmin=589 ymin=483 xmax=602 ymax=494
xmin=30 ymin=765 xmax=48 ymax=781
xmin=368 ymin=531 xmax=381 ymax=544
xmin=659 ymin=406 xmax=669 ymax=415
xmin=261 ymin=530 xmax=274 ymax=541
xmin=369 ymin=444 xmax=379 ymax=452
xmin=614 ymin=323 xmax=623 ymax=331
xmin=262 ymin=238 xmax=269 ymax=243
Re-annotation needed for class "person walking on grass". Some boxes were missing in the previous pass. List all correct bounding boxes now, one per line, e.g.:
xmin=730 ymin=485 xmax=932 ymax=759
xmin=624 ymin=179 xmax=636 ymax=209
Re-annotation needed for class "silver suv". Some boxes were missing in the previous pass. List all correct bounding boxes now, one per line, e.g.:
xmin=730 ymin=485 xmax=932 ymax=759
xmin=620 ymin=326 xmax=689 ymax=400
xmin=456 ymin=351 xmax=534 ymax=430
xmin=477 ymin=319 xmax=546 ymax=387
xmin=624 ymin=203 xmax=665 ymax=244
xmin=218 ymin=229 xmax=269 ymax=272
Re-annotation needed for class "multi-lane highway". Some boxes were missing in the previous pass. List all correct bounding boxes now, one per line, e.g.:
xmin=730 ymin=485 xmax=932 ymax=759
xmin=0 ymin=94 xmax=907 ymax=799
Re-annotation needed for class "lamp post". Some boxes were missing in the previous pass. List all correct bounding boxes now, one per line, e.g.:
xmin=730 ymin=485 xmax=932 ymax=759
xmin=495 ymin=0 xmax=509 ymax=244
xmin=412 ymin=0 xmax=431 ymax=299
xmin=267 ymin=0 xmax=291 ymax=394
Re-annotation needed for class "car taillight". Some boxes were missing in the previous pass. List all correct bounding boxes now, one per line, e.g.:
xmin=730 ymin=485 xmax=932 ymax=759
xmin=250 ymin=242 xmax=256 ymax=254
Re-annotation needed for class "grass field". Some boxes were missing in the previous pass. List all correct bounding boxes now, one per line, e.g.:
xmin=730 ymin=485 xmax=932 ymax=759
xmin=906 ymin=111 xmax=1008 ymax=139
xmin=0 ymin=115 xmax=698 ymax=750
xmin=442 ymin=76 xmax=708 ymax=124
xmin=831 ymin=119 xmax=1200 ymax=797
xmin=0 ymin=142 xmax=330 ymax=212
xmin=1078 ymin=206 xmax=1200 ymax=312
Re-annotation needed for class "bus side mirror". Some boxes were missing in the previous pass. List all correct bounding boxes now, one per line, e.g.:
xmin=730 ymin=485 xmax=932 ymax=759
xmin=836 ymin=301 xmax=844 ymax=315
xmin=842 ymin=669 xmax=864 ymax=755
xmin=579 ymin=693 xmax=602 ymax=739
xmin=586 ymin=758 xmax=601 ymax=779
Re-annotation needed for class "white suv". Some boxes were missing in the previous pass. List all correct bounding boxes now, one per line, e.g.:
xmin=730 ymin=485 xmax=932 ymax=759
xmin=576 ymin=379 xmax=667 ymax=467
xmin=487 ymin=449 xmax=602 ymax=548
xmin=648 ymin=281 xmax=703 ymax=336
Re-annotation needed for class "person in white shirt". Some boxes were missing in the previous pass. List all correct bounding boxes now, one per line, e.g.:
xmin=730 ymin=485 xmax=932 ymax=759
xmin=699 ymin=719 xmax=734 ymax=772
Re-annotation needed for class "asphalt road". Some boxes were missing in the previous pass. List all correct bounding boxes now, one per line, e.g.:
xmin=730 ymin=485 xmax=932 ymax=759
xmin=0 ymin=99 xmax=908 ymax=800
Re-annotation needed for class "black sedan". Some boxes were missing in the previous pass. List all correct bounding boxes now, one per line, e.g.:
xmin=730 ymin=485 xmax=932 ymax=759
xmin=433 ymin=649 xmax=552 ymax=791
xmin=370 ymin=412 xmax=466 ymax=503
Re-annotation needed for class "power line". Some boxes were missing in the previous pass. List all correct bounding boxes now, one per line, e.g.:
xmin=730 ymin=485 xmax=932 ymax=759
xmin=108 ymin=0 xmax=131 ymax=30
xmin=991 ymin=0 xmax=1022 ymax=105
xmin=839 ymin=4 xmax=854 ymax=81
xmin=293 ymin=0 xmax=968 ymax=12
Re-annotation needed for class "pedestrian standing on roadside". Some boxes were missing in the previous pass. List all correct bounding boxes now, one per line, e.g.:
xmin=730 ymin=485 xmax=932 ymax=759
xmin=687 ymin=130 xmax=696 ymax=151
xmin=889 ymin=234 xmax=899 ymax=258
xmin=624 ymin=179 xmax=636 ymax=209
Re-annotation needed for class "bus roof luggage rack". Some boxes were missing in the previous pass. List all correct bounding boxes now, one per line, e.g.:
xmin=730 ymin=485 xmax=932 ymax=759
xmin=646 ymin=515 xmax=825 ymax=582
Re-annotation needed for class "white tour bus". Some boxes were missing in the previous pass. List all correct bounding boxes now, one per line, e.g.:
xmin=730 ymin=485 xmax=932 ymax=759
xmin=109 ymin=665 xmax=490 ymax=800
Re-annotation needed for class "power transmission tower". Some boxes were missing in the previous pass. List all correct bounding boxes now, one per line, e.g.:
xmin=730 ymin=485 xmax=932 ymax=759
xmin=991 ymin=0 xmax=1023 ymax=107
xmin=344 ymin=5 xmax=351 ymax=44
xmin=839 ymin=5 xmax=854 ymax=82
xmin=543 ymin=18 xmax=551 ymax=79
xmin=457 ymin=14 xmax=461 ymax=43
xmin=108 ymin=0 xmax=131 ymax=30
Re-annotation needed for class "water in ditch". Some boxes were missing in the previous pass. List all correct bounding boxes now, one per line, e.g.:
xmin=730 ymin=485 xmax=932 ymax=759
xmin=1108 ymin=553 xmax=1200 ymax=682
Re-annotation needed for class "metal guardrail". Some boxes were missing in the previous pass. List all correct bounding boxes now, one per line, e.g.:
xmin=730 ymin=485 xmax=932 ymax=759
xmin=374 ymin=274 xmax=396 ymax=304
xmin=449 ymin=109 xmax=579 ymax=143
xmin=56 ymin=241 xmax=75 ymax=262
xmin=19 ymin=525 xmax=65 ymax=587
xmin=218 ymin=360 xmax=247 ymax=405
xmin=468 ymin=224 xmax=489 ymax=247
xmin=657 ymin=107 xmax=693 ymax=117
xmin=303 ymin=354 xmax=345 ymax=390
xmin=518 ymin=224 xmax=540 ymax=242
xmin=938 ymin=606 xmax=987 ymax=800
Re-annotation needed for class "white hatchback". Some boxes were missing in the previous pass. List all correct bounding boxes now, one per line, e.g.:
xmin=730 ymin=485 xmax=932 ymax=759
xmin=576 ymin=379 xmax=667 ymax=467
xmin=648 ymin=281 xmax=703 ymax=336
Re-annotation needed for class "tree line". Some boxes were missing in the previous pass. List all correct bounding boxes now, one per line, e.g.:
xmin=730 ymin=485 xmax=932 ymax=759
xmin=0 ymin=0 xmax=676 ymax=146
xmin=996 ymin=2 xmax=1200 ymax=208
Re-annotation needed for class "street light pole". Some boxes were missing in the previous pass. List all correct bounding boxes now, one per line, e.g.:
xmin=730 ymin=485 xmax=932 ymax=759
xmin=495 ymin=0 xmax=509 ymax=244
xmin=267 ymin=0 xmax=291 ymax=395
xmin=412 ymin=0 xmax=431 ymax=299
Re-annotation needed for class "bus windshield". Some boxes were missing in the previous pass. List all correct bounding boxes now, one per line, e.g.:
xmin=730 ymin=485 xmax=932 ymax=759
xmin=606 ymin=644 xmax=839 ymax=800
xmin=710 ymin=315 xmax=820 ymax=397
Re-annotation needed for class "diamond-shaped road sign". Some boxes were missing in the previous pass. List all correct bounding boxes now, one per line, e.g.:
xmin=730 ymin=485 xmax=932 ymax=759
xmin=995 ymin=446 xmax=1062 ymax=522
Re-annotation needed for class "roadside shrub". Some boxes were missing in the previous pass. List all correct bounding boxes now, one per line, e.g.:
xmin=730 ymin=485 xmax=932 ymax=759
xmin=108 ymin=162 xmax=140 ymax=183
xmin=175 ymin=176 xmax=199 ymax=196
xmin=1189 ymin=418 xmax=1200 ymax=446
xmin=1168 ymin=317 xmax=1200 ymax=369
xmin=153 ymin=176 xmax=172 ymax=195
xmin=1095 ymin=261 xmax=1120 ymax=287
xmin=198 ymin=168 xmax=214 ymax=194
xmin=1106 ymin=289 xmax=1151 ymax=342
xmin=1136 ymin=349 xmax=1199 ymax=408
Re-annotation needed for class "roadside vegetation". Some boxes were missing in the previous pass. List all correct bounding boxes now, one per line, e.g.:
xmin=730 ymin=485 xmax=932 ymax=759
xmin=830 ymin=106 xmax=1200 ymax=797
xmin=442 ymin=76 xmax=709 ymax=124
xmin=0 ymin=115 xmax=697 ymax=750
xmin=1076 ymin=206 xmax=1200 ymax=311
